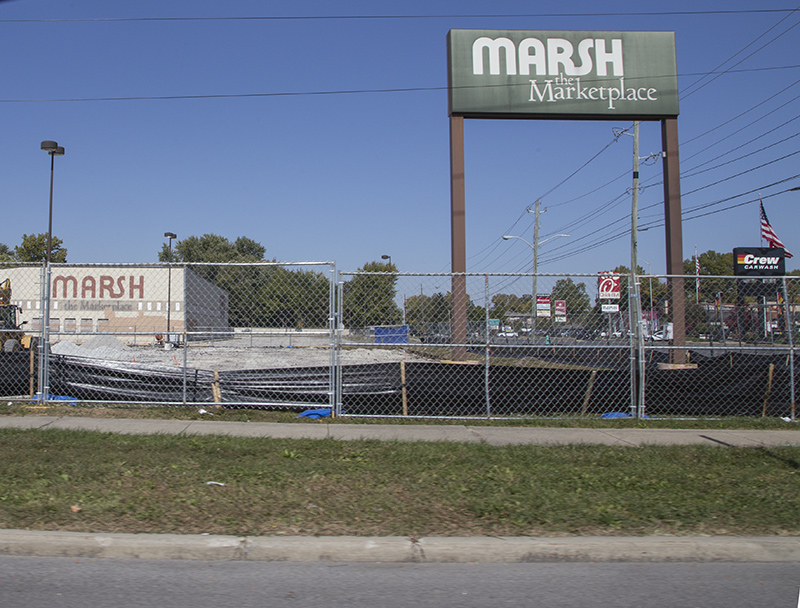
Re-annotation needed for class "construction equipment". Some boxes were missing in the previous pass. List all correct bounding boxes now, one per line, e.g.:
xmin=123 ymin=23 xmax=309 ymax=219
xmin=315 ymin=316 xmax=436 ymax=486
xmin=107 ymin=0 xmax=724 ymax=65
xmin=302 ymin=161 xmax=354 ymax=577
xmin=0 ymin=279 xmax=33 ymax=352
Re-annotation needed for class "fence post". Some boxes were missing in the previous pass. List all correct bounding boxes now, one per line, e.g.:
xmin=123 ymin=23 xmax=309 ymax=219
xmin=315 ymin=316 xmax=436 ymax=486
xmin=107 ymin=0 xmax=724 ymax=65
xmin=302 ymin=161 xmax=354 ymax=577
xmin=182 ymin=330 xmax=188 ymax=405
xmin=485 ymin=275 xmax=491 ymax=418
xmin=782 ymin=277 xmax=795 ymax=420
xmin=334 ymin=270 xmax=343 ymax=417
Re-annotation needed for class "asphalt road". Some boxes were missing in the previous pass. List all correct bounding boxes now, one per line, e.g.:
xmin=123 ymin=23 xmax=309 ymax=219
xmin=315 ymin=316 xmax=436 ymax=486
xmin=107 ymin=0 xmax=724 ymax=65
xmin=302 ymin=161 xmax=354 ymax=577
xmin=2 ymin=556 xmax=797 ymax=608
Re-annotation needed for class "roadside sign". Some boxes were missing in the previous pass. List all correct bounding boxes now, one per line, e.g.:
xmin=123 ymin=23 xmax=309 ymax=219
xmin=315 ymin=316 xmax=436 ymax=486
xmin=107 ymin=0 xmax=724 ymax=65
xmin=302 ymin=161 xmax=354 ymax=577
xmin=536 ymin=295 xmax=551 ymax=318
xmin=598 ymin=272 xmax=621 ymax=299
xmin=602 ymin=304 xmax=620 ymax=313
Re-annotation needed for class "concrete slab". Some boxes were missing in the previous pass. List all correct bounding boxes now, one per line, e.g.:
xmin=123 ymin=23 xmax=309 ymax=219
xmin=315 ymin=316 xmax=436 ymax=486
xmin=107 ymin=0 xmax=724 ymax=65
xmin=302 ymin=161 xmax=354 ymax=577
xmin=601 ymin=429 xmax=800 ymax=447
xmin=1 ymin=530 xmax=798 ymax=563
xmin=0 ymin=529 xmax=244 ymax=561
xmin=45 ymin=417 xmax=192 ymax=435
xmin=0 ymin=416 xmax=60 ymax=430
xmin=418 ymin=536 xmax=800 ymax=563
xmin=599 ymin=429 xmax=723 ymax=446
xmin=184 ymin=420 xmax=330 ymax=440
xmin=245 ymin=536 xmax=416 ymax=562
xmin=0 ymin=415 xmax=797 ymax=447
xmin=711 ymin=430 xmax=800 ymax=447
xmin=327 ymin=423 xmax=478 ymax=443
xmin=467 ymin=427 xmax=629 ymax=446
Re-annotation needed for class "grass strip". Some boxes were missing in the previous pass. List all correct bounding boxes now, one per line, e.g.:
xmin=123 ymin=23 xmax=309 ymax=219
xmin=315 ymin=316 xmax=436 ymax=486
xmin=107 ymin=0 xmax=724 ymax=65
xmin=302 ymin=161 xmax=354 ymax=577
xmin=1 ymin=428 xmax=798 ymax=537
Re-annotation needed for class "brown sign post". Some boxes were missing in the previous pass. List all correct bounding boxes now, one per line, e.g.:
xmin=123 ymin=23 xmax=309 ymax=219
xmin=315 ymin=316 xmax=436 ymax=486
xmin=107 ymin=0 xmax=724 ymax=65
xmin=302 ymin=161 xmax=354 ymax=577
xmin=447 ymin=29 xmax=685 ymax=361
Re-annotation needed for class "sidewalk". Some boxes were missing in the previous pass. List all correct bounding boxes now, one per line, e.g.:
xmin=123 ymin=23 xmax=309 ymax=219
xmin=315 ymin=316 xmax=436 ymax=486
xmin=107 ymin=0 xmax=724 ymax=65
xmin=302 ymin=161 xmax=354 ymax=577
xmin=1 ymin=416 xmax=798 ymax=563
xmin=1 ymin=415 xmax=799 ymax=447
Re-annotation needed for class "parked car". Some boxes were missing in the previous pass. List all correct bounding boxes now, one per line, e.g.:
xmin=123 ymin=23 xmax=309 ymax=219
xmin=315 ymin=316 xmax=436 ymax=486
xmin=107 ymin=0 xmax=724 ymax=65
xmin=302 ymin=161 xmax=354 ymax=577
xmin=648 ymin=323 xmax=673 ymax=342
xmin=496 ymin=331 xmax=518 ymax=338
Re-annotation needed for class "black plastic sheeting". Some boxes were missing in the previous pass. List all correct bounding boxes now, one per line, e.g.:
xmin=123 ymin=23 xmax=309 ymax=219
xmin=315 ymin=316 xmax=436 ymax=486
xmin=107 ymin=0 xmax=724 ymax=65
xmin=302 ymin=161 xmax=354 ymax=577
xmin=6 ymin=350 xmax=794 ymax=418
xmin=0 ymin=351 xmax=34 ymax=396
xmin=51 ymin=355 xmax=214 ymax=403
xmin=644 ymin=350 xmax=796 ymax=418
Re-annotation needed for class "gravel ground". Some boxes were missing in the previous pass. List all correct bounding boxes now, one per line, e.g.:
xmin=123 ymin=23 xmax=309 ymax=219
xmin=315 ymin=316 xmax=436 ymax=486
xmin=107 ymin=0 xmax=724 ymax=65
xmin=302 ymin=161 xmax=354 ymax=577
xmin=52 ymin=334 xmax=426 ymax=371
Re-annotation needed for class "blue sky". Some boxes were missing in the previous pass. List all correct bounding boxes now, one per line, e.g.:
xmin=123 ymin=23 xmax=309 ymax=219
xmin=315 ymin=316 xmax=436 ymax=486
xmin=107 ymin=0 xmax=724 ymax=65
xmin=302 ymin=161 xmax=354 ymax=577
xmin=1 ymin=0 xmax=798 ymax=278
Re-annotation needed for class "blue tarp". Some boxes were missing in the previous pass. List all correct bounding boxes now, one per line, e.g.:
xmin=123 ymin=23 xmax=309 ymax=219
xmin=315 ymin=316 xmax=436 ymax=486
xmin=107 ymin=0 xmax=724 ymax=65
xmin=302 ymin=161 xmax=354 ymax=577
xmin=374 ymin=325 xmax=409 ymax=344
xmin=31 ymin=395 xmax=80 ymax=407
xmin=297 ymin=408 xmax=332 ymax=419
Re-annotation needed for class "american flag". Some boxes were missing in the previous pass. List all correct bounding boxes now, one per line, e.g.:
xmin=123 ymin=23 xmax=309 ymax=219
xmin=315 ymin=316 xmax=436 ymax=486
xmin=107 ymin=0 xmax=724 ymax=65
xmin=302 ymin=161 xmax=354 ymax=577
xmin=695 ymin=252 xmax=700 ymax=294
xmin=760 ymin=202 xmax=793 ymax=258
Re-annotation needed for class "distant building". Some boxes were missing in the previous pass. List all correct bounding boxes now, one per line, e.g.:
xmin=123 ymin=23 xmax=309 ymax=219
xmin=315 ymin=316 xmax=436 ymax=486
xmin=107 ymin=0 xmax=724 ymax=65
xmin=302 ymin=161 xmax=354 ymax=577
xmin=0 ymin=265 xmax=229 ymax=342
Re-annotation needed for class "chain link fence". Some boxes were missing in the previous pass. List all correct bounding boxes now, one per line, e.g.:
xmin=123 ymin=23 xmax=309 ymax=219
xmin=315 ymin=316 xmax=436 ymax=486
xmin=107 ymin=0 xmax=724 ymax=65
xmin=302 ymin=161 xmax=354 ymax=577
xmin=641 ymin=274 xmax=797 ymax=419
xmin=336 ymin=271 xmax=797 ymax=420
xmin=338 ymin=272 xmax=631 ymax=418
xmin=0 ymin=262 xmax=795 ymax=419
xmin=0 ymin=262 xmax=337 ymax=408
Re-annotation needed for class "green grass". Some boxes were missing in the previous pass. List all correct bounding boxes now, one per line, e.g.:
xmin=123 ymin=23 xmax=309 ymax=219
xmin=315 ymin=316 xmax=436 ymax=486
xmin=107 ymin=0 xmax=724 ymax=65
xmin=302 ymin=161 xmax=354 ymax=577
xmin=1 ymin=428 xmax=798 ymax=537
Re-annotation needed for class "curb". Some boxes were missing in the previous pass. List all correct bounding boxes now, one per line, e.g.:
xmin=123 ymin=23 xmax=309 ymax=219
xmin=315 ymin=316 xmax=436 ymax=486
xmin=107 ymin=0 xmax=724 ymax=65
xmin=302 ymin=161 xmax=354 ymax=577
xmin=1 ymin=530 xmax=798 ymax=563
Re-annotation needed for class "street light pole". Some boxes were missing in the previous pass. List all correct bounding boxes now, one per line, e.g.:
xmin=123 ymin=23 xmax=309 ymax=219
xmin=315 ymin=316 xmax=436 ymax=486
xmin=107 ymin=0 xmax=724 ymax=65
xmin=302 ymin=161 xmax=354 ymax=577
xmin=502 ymin=232 xmax=569 ymax=344
xmin=530 ymin=201 xmax=541 ymax=343
xmin=39 ymin=141 xmax=65 ymax=403
xmin=164 ymin=232 xmax=177 ymax=342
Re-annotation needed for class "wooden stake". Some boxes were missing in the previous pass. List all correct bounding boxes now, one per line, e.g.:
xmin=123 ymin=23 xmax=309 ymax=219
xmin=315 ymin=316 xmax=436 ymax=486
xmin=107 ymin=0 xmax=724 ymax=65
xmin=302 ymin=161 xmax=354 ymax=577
xmin=28 ymin=346 xmax=35 ymax=400
xmin=400 ymin=361 xmax=408 ymax=416
xmin=581 ymin=370 xmax=598 ymax=416
xmin=762 ymin=363 xmax=774 ymax=418
xmin=212 ymin=370 xmax=222 ymax=404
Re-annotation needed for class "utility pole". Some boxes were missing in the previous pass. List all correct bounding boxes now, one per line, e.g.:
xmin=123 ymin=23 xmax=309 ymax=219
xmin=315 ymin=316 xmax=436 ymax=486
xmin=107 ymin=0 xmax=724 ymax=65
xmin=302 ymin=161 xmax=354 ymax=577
xmin=528 ymin=200 xmax=543 ymax=344
xmin=630 ymin=121 xmax=646 ymax=416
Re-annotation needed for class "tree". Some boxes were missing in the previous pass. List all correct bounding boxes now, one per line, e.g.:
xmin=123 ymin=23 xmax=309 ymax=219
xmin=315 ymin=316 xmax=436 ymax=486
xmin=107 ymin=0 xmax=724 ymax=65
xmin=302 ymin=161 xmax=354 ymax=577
xmin=489 ymin=293 xmax=527 ymax=322
xmin=158 ymin=234 xmax=265 ymax=264
xmin=684 ymin=250 xmax=733 ymax=277
xmin=0 ymin=243 xmax=12 ymax=263
xmin=683 ymin=250 xmax=735 ymax=304
xmin=405 ymin=290 xmax=484 ymax=336
xmin=12 ymin=233 xmax=67 ymax=263
xmin=786 ymin=269 xmax=800 ymax=303
xmin=155 ymin=233 xmax=329 ymax=329
xmin=341 ymin=261 xmax=403 ymax=329
xmin=550 ymin=278 xmax=591 ymax=319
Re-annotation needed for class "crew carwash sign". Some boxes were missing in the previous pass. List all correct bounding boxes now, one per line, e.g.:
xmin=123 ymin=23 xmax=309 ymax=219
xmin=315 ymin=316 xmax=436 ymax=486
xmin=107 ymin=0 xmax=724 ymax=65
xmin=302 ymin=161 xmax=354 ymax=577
xmin=447 ymin=29 xmax=687 ymax=364
xmin=733 ymin=247 xmax=786 ymax=277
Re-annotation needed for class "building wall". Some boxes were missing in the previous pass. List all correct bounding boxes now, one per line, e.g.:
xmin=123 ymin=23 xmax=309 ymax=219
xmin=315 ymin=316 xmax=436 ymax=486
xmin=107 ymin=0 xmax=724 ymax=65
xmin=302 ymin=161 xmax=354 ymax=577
xmin=0 ymin=265 xmax=228 ymax=341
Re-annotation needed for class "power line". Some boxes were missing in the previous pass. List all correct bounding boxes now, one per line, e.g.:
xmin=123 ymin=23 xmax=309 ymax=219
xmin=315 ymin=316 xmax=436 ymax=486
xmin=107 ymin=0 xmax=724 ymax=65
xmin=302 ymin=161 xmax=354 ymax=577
xmin=680 ymin=6 xmax=800 ymax=99
xmin=678 ymin=174 xmax=800 ymax=221
xmin=681 ymin=90 xmax=800 ymax=164
xmin=538 ymin=173 xmax=800 ymax=265
xmin=681 ymin=78 xmax=800 ymax=146
xmin=682 ymin=129 xmax=800 ymax=179
xmin=1 ymin=10 xmax=798 ymax=23
xmin=521 ymin=8 xmax=800 ymax=250
xmin=1 ymin=66 xmax=799 ymax=104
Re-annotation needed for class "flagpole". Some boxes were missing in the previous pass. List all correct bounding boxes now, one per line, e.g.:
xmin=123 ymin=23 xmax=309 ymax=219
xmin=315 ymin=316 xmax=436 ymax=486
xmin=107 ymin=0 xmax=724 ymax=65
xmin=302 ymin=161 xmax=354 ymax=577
xmin=695 ymin=245 xmax=699 ymax=304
